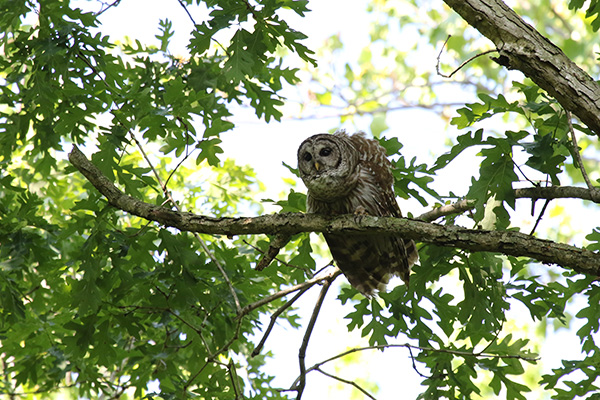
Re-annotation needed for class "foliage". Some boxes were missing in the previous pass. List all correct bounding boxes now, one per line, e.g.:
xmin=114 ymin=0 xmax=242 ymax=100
xmin=1 ymin=0 xmax=600 ymax=399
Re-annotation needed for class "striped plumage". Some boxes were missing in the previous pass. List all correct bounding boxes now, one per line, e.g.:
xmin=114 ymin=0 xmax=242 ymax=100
xmin=297 ymin=130 xmax=418 ymax=296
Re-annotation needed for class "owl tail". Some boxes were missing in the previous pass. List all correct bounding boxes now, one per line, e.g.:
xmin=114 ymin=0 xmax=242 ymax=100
xmin=395 ymin=239 xmax=419 ymax=286
xmin=324 ymin=234 xmax=396 ymax=296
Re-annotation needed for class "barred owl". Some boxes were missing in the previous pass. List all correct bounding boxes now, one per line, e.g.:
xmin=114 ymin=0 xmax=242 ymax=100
xmin=297 ymin=130 xmax=418 ymax=296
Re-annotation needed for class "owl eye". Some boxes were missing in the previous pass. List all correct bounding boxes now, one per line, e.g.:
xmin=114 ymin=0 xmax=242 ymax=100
xmin=319 ymin=147 xmax=332 ymax=157
xmin=303 ymin=152 xmax=312 ymax=161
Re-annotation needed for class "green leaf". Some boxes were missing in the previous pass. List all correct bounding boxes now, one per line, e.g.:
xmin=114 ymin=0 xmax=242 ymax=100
xmin=196 ymin=138 xmax=224 ymax=166
xmin=466 ymin=138 xmax=518 ymax=228
xmin=224 ymin=29 xmax=255 ymax=83
xmin=432 ymin=129 xmax=485 ymax=171
xmin=156 ymin=18 xmax=174 ymax=52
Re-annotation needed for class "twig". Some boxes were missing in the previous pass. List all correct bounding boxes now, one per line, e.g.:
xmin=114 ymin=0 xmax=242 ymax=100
xmin=300 ymin=343 xmax=538 ymax=377
xmin=405 ymin=345 xmax=432 ymax=379
xmin=529 ymin=198 xmax=550 ymax=235
xmin=163 ymin=118 xmax=195 ymax=190
xmin=285 ymin=340 xmax=539 ymax=397
xmin=252 ymin=285 xmax=311 ymax=357
xmin=286 ymin=342 xmax=539 ymax=394
xmin=567 ymin=110 xmax=600 ymax=202
xmin=95 ymin=0 xmax=122 ymax=16
xmin=314 ymin=367 xmax=377 ymax=400
xmin=236 ymin=268 xmax=342 ymax=320
xmin=242 ymin=238 xmax=311 ymax=274
xmin=294 ymin=275 xmax=336 ymax=400
xmin=185 ymin=318 xmax=243 ymax=390
xmin=228 ymin=359 xmax=242 ymax=400
xmin=177 ymin=0 xmax=197 ymax=25
xmin=436 ymin=35 xmax=498 ymax=79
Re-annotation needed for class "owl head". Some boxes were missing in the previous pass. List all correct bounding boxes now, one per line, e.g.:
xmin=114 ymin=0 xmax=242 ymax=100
xmin=297 ymin=132 xmax=360 ymax=202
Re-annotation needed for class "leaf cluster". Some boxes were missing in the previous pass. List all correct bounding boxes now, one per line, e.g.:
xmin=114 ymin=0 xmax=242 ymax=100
xmin=3 ymin=0 xmax=600 ymax=399
xmin=0 ymin=0 xmax=316 ymax=398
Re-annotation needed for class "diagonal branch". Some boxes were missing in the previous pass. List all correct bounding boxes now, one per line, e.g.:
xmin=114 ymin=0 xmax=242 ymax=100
xmin=293 ymin=275 xmax=335 ymax=400
xmin=313 ymin=367 xmax=376 ymax=400
xmin=442 ymin=0 xmax=600 ymax=136
xmin=69 ymin=145 xmax=600 ymax=277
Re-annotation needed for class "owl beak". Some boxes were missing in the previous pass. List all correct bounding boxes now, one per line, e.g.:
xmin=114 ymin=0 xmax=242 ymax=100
xmin=314 ymin=161 xmax=321 ymax=171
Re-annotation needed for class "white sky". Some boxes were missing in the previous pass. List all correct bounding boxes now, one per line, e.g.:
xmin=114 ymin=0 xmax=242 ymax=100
xmin=81 ymin=0 xmax=598 ymax=398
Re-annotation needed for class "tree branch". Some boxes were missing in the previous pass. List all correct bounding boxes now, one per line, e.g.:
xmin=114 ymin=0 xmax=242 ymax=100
xmin=417 ymin=199 xmax=475 ymax=221
xmin=251 ymin=285 xmax=311 ymax=357
xmin=293 ymin=275 xmax=335 ymax=400
xmin=442 ymin=0 xmax=600 ymax=135
xmin=313 ymin=367 xmax=376 ymax=400
xmin=287 ymin=342 xmax=539 ymax=399
xmin=235 ymin=268 xmax=342 ymax=320
xmin=68 ymin=146 xmax=600 ymax=277
xmin=514 ymin=186 xmax=600 ymax=203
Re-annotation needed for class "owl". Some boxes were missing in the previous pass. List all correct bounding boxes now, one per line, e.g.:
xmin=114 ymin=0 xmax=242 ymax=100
xmin=297 ymin=130 xmax=418 ymax=296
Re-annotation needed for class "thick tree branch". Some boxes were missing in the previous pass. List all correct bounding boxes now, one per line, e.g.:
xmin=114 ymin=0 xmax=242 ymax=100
xmin=442 ymin=0 xmax=600 ymax=135
xmin=69 ymin=146 xmax=600 ymax=277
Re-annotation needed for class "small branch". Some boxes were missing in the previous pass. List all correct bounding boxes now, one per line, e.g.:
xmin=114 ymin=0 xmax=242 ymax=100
xmin=567 ymin=110 xmax=600 ymax=202
xmin=417 ymin=199 xmax=475 ymax=221
xmin=514 ymin=185 xmax=600 ymax=203
xmin=255 ymin=234 xmax=292 ymax=271
xmin=297 ymin=343 xmax=538 ymax=382
xmin=177 ymin=0 xmax=197 ymax=25
xmin=236 ymin=269 xmax=342 ymax=320
xmin=251 ymin=285 xmax=311 ymax=357
xmin=436 ymin=34 xmax=498 ymax=79
xmin=314 ymin=367 xmax=376 ymax=400
xmin=286 ymin=341 xmax=538 ymax=397
xmin=294 ymin=275 xmax=336 ymax=399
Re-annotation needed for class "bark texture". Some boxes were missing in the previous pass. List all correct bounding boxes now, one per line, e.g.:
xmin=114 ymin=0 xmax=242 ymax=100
xmin=69 ymin=146 xmax=600 ymax=277
xmin=443 ymin=0 xmax=600 ymax=135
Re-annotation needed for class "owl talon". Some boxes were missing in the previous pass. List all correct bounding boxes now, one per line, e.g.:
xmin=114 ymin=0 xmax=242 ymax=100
xmin=353 ymin=206 xmax=369 ymax=225
xmin=354 ymin=206 xmax=368 ymax=215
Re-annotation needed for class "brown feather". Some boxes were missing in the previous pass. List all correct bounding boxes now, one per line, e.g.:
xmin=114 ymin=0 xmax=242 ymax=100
xmin=298 ymin=130 xmax=419 ymax=296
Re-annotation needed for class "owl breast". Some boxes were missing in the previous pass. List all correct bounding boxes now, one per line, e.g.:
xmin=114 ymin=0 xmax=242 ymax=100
xmin=303 ymin=167 xmax=359 ymax=204
xmin=306 ymin=166 xmax=378 ymax=215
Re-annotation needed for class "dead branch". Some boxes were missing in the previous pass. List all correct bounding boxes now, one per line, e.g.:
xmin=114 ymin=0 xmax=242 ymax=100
xmin=436 ymin=34 xmax=498 ymax=79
